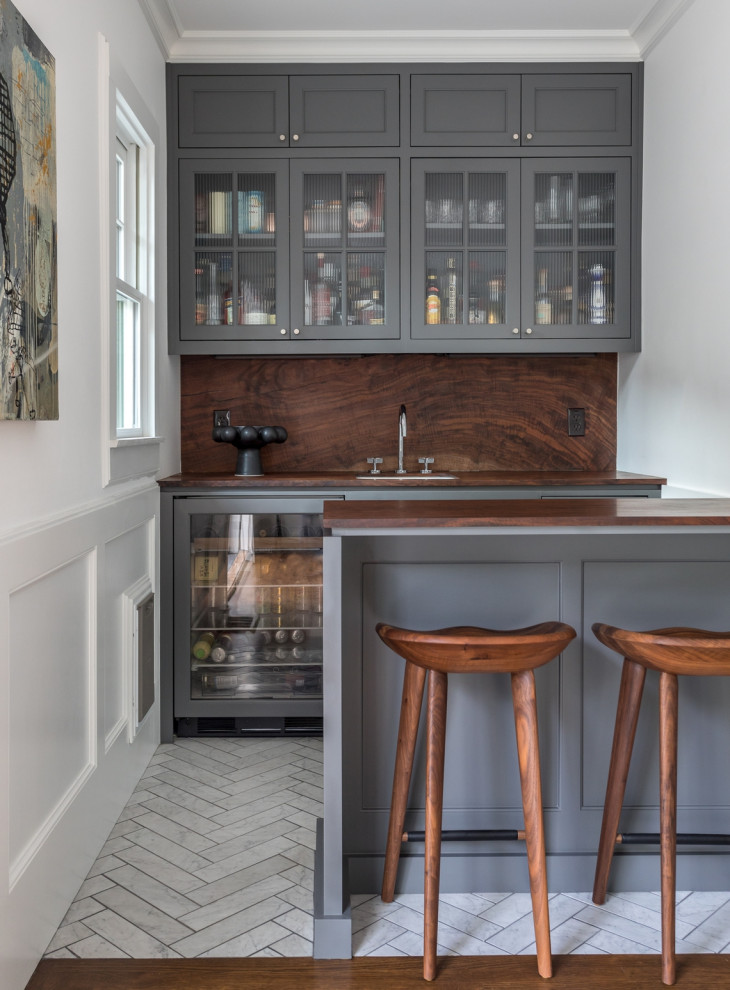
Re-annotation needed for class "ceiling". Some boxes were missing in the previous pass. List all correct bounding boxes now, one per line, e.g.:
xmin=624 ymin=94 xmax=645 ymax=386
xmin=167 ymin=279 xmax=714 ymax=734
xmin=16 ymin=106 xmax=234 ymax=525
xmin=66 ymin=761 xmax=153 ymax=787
xmin=140 ymin=0 xmax=695 ymax=62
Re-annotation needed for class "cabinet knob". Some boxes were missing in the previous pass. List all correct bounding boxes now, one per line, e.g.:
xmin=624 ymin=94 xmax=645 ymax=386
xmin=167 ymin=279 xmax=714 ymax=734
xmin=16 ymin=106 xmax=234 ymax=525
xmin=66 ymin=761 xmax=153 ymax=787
xmin=512 ymin=327 xmax=520 ymax=335
xmin=280 ymin=328 xmax=287 ymax=335
xmin=512 ymin=133 xmax=519 ymax=141
xmin=293 ymin=328 xmax=300 ymax=335
xmin=279 ymin=134 xmax=286 ymax=141
xmin=525 ymin=327 xmax=533 ymax=334
xmin=525 ymin=132 xmax=533 ymax=141
xmin=292 ymin=134 xmax=300 ymax=142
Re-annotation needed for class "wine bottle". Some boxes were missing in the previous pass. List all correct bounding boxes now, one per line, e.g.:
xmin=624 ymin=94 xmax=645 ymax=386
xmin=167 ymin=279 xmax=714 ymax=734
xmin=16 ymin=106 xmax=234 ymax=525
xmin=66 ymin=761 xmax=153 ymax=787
xmin=535 ymin=267 xmax=552 ymax=325
xmin=192 ymin=632 xmax=215 ymax=661
xmin=446 ymin=257 xmax=457 ymax=324
xmin=425 ymin=269 xmax=441 ymax=324
xmin=210 ymin=633 xmax=234 ymax=663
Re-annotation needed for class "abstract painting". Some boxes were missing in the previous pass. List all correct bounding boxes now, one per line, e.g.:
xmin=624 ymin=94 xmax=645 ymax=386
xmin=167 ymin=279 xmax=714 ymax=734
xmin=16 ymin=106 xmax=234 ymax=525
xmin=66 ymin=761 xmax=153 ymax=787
xmin=0 ymin=0 xmax=56 ymax=420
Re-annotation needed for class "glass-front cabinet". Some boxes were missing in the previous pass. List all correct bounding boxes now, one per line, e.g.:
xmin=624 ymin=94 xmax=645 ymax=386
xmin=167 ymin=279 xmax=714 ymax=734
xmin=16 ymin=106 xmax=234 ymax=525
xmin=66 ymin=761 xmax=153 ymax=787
xmin=173 ymin=497 xmax=329 ymax=723
xmin=179 ymin=158 xmax=399 ymax=344
xmin=411 ymin=157 xmax=631 ymax=342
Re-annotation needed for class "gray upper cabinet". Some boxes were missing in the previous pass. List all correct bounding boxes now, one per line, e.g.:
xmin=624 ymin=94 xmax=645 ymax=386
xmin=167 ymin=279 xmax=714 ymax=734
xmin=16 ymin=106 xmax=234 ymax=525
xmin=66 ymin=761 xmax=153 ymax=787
xmin=178 ymin=75 xmax=289 ymax=148
xmin=411 ymin=74 xmax=521 ymax=147
xmin=289 ymin=75 xmax=400 ymax=147
xmin=168 ymin=63 xmax=642 ymax=356
xmin=522 ymin=74 xmax=633 ymax=147
xmin=177 ymin=72 xmax=399 ymax=149
xmin=411 ymin=71 xmax=632 ymax=148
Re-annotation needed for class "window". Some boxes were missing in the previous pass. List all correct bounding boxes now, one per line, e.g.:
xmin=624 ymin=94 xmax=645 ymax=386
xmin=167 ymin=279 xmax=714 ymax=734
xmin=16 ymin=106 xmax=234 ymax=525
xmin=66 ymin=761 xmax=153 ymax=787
xmin=100 ymin=33 xmax=162 ymax=485
xmin=115 ymin=100 xmax=153 ymax=440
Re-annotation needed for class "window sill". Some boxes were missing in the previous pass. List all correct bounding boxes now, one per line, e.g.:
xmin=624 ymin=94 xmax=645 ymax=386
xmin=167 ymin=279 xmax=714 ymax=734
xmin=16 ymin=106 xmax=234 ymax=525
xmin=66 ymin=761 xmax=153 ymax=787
xmin=107 ymin=435 xmax=164 ymax=485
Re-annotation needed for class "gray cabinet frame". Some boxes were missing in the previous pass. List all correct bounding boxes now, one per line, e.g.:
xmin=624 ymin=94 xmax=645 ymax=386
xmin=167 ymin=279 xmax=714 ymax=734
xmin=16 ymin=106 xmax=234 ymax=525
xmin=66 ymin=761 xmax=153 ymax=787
xmin=167 ymin=62 xmax=643 ymax=356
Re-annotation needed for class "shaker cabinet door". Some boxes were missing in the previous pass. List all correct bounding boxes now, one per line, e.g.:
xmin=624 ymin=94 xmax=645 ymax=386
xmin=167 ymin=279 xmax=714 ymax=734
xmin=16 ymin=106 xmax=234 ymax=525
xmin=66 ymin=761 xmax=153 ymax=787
xmin=410 ymin=159 xmax=521 ymax=340
xmin=521 ymin=158 xmax=632 ymax=340
xmin=411 ymin=74 xmax=521 ymax=147
xmin=522 ymin=74 xmax=633 ymax=147
xmin=177 ymin=75 xmax=289 ymax=148
xmin=289 ymin=75 xmax=400 ymax=147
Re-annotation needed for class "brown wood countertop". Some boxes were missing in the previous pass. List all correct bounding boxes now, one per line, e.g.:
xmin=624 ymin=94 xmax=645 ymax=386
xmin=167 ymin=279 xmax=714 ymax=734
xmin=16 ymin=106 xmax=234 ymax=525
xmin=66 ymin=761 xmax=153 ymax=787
xmin=157 ymin=470 xmax=666 ymax=491
xmin=323 ymin=498 xmax=730 ymax=530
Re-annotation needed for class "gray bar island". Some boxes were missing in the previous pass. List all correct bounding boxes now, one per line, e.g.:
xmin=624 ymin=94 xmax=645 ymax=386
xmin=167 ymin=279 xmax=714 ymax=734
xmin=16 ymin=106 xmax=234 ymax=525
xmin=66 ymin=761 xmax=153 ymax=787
xmin=314 ymin=498 xmax=730 ymax=957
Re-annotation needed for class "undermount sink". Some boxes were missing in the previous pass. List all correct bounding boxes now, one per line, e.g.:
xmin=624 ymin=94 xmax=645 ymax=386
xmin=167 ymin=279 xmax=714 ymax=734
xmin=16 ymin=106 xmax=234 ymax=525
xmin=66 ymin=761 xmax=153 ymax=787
xmin=355 ymin=473 xmax=457 ymax=481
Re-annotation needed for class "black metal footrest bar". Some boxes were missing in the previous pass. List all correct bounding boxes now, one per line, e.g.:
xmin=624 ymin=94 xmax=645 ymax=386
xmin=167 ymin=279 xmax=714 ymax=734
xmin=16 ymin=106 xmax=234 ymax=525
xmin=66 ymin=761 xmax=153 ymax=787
xmin=617 ymin=832 xmax=730 ymax=846
xmin=402 ymin=829 xmax=525 ymax=843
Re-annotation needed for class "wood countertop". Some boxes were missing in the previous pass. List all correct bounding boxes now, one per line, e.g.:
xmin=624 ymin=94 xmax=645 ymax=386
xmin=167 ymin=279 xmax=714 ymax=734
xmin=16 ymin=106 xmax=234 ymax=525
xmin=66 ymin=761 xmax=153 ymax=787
xmin=323 ymin=497 xmax=730 ymax=530
xmin=157 ymin=470 xmax=665 ymax=491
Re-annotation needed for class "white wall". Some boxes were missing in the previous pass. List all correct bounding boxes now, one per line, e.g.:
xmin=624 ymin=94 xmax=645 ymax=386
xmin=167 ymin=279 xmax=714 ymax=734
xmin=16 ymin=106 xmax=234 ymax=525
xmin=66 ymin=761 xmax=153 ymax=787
xmin=0 ymin=2 xmax=179 ymax=989
xmin=618 ymin=0 xmax=730 ymax=497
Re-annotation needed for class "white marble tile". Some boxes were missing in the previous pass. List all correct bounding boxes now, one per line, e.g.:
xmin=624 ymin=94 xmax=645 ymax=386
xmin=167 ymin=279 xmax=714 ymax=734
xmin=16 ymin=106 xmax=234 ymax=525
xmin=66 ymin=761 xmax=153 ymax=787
xmin=365 ymin=942 xmax=408 ymax=956
xmin=83 ymin=909 xmax=183 ymax=958
xmin=197 ymin=819 xmax=298 ymax=863
xmin=93 ymin=884 xmax=195 ymax=945
xmin=268 ymin=932 xmax=313 ymax=957
xmin=105 ymin=863 xmax=202 ymax=918
xmin=480 ymin=892 xmax=534 ymax=927
xmin=114 ymin=842 xmax=207 ymax=894
xmin=192 ymin=835 xmax=299 ymax=884
xmin=276 ymin=884 xmax=314 ymax=912
xmin=275 ymin=907 xmax=313 ymax=940
xmin=352 ymin=917 xmax=408 ymax=955
xmin=45 ymin=921 xmax=95 ymax=953
xmin=178 ymin=874 xmax=293 ymax=932
xmin=548 ymin=917 xmax=598 ymax=955
xmin=185 ymin=854 xmax=297 ymax=907
xmin=126 ymin=824 xmax=216 ymax=872
xmin=144 ymin=780 xmax=229 ymax=819
xmin=130 ymin=811 xmax=220 ymax=854
xmin=67 ymin=934 xmax=131 ymax=958
xmin=137 ymin=796 xmax=225 ymax=836
xmin=279 ymin=863 xmax=314 ymax=892
xmin=74 ymin=875 xmax=116 ymax=900
xmin=676 ymin=890 xmax=730 ymax=929
xmin=61 ymin=896 xmax=105 ymax=925
xmin=170 ymin=895 xmax=290 ymax=958
xmin=197 ymin=920 xmax=292 ymax=958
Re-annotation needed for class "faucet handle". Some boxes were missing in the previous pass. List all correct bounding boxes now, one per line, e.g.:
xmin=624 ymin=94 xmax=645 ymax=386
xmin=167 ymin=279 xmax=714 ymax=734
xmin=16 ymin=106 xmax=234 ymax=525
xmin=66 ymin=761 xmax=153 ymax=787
xmin=366 ymin=457 xmax=383 ymax=476
xmin=418 ymin=457 xmax=434 ymax=475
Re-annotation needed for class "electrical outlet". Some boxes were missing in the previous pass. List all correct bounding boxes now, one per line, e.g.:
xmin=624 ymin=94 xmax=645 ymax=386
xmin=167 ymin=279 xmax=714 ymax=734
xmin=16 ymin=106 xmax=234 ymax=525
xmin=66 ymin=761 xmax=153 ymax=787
xmin=213 ymin=409 xmax=231 ymax=427
xmin=568 ymin=408 xmax=586 ymax=436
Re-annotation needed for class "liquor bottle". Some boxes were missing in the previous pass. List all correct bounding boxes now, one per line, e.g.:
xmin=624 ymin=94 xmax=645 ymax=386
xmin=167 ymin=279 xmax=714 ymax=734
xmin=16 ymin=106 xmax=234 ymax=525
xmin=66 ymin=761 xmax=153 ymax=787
xmin=589 ymin=263 xmax=607 ymax=324
xmin=486 ymin=277 xmax=503 ymax=325
xmin=312 ymin=253 xmax=332 ymax=325
xmin=446 ymin=257 xmax=458 ymax=324
xmin=210 ymin=633 xmax=234 ymax=663
xmin=362 ymin=289 xmax=384 ymax=325
xmin=425 ymin=269 xmax=441 ymax=324
xmin=348 ymin=185 xmax=371 ymax=232
xmin=192 ymin=632 xmax=215 ymax=661
xmin=535 ymin=267 xmax=552 ymax=324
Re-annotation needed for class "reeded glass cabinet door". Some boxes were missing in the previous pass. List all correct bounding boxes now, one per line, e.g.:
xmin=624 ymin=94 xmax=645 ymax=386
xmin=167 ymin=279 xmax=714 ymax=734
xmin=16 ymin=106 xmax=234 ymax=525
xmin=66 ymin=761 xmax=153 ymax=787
xmin=411 ymin=160 xmax=520 ymax=339
xmin=289 ymin=159 xmax=400 ymax=339
xmin=179 ymin=160 xmax=289 ymax=342
xmin=521 ymin=158 xmax=631 ymax=339
xmin=174 ymin=498 xmax=325 ymax=717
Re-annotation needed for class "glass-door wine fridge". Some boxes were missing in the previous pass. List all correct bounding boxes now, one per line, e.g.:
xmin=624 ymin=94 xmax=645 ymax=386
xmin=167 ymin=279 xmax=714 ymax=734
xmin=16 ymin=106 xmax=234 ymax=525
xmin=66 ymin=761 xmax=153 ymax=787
xmin=171 ymin=496 xmax=332 ymax=735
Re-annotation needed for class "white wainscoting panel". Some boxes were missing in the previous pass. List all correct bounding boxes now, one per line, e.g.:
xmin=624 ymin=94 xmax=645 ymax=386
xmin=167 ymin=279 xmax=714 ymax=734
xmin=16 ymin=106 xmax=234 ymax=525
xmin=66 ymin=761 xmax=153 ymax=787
xmin=8 ymin=551 xmax=97 ymax=889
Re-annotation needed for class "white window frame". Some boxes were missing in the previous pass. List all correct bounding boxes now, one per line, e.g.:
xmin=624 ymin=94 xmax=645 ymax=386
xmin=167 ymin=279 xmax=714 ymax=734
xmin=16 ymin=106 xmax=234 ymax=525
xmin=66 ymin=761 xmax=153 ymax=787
xmin=100 ymin=35 xmax=162 ymax=485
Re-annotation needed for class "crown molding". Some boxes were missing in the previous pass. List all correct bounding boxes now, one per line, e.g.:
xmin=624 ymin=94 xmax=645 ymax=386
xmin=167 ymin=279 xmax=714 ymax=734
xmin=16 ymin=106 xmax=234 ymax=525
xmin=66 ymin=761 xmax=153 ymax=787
xmin=138 ymin=0 xmax=696 ymax=64
xmin=632 ymin=0 xmax=695 ymax=58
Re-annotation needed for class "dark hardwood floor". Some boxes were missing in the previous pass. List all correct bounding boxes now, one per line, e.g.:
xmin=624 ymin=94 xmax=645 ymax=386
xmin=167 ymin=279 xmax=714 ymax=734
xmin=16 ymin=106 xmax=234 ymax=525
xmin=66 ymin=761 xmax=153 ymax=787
xmin=25 ymin=955 xmax=730 ymax=990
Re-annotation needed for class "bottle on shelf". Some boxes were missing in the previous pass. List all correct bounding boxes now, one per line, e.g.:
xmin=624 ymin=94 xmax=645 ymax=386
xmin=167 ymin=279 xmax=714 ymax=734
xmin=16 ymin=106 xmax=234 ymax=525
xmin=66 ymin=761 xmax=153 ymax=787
xmin=445 ymin=257 xmax=458 ymax=324
xmin=361 ymin=289 xmax=384 ymax=325
xmin=486 ymin=277 xmax=504 ymax=325
xmin=210 ymin=633 xmax=234 ymax=663
xmin=192 ymin=632 xmax=215 ymax=661
xmin=589 ymin=263 xmax=608 ymax=324
xmin=312 ymin=253 xmax=332 ymax=325
xmin=535 ymin=267 xmax=553 ymax=324
xmin=348 ymin=185 xmax=371 ymax=232
xmin=425 ymin=269 xmax=441 ymax=324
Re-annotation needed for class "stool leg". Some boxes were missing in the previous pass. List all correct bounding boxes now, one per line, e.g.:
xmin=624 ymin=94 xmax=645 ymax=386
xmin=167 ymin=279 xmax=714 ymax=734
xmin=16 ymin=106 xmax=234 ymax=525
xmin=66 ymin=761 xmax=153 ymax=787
xmin=424 ymin=669 xmax=447 ymax=982
xmin=511 ymin=668 xmax=551 ymax=979
xmin=593 ymin=658 xmax=647 ymax=905
xmin=381 ymin=660 xmax=427 ymax=903
xmin=659 ymin=671 xmax=678 ymax=987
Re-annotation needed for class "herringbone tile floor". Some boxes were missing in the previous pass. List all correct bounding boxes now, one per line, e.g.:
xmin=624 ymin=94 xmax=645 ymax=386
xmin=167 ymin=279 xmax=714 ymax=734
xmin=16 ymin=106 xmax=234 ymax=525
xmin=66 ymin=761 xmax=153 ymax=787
xmin=43 ymin=737 xmax=730 ymax=960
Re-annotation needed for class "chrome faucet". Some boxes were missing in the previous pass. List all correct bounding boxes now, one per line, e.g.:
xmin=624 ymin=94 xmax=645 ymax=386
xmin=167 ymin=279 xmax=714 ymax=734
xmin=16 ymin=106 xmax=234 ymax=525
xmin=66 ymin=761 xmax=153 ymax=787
xmin=396 ymin=404 xmax=407 ymax=474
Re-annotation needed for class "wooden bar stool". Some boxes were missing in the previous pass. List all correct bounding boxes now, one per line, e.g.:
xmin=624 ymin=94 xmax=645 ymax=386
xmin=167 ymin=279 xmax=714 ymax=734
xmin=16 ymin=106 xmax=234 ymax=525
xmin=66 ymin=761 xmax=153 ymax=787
xmin=591 ymin=623 xmax=730 ymax=986
xmin=377 ymin=621 xmax=576 ymax=982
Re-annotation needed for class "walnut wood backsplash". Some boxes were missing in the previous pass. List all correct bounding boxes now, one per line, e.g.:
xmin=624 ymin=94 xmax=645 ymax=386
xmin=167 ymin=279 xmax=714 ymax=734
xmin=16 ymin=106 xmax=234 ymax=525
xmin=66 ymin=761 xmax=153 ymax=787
xmin=180 ymin=354 xmax=617 ymax=475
